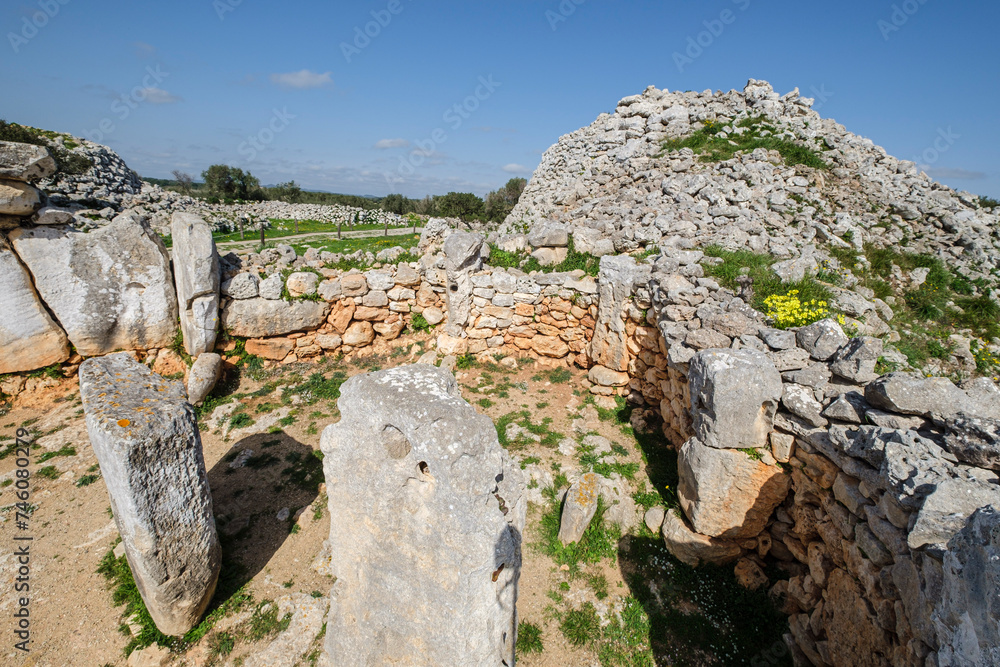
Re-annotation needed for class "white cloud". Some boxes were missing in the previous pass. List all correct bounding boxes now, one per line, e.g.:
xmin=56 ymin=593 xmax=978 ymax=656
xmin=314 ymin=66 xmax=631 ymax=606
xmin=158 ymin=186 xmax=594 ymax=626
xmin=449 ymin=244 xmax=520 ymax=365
xmin=375 ymin=138 xmax=410 ymax=149
xmin=140 ymin=87 xmax=181 ymax=104
xmin=132 ymin=41 xmax=156 ymax=58
xmin=269 ymin=70 xmax=333 ymax=89
xmin=502 ymin=163 xmax=530 ymax=174
xmin=923 ymin=167 xmax=987 ymax=181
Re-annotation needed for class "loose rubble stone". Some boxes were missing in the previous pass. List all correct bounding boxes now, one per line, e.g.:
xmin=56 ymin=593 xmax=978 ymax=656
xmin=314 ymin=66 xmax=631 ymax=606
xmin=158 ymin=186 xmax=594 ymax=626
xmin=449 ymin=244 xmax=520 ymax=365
xmin=186 ymin=353 xmax=222 ymax=405
xmin=829 ymin=336 xmax=883 ymax=384
xmin=796 ymin=319 xmax=849 ymax=361
xmin=319 ymin=365 xmax=524 ymax=666
xmin=79 ymin=353 xmax=220 ymax=636
xmin=221 ymin=272 xmax=259 ymax=299
xmin=942 ymin=416 xmax=1000 ymax=472
xmin=286 ymin=272 xmax=319 ymax=297
xmin=0 ymin=140 xmax=56 ymax=181
xmin=866 ymin=372 xmax=987 ymax=420
xmin=0 ymin=178 xmax=42 ymax=215
xmin=559 ymin=473 xmax=601 ymax=544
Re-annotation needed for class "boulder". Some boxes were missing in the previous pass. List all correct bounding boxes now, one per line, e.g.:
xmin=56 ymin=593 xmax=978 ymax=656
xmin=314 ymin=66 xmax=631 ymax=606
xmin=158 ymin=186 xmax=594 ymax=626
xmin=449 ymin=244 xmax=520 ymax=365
xmin=220 ymin=298 xmax=329 ymax=338
xmin=559 ymin=473 xmax=600 ymax=544
xmin=246 ymin=338 xmax=294 ymax=360
xmin=908 ymin=477 xmax=1000 ymax=551
xmin=661 ymin=510 xmax=742 ymax=566
xmin=259 ymin=274 xmax=284 ymax=300
xmin=678 ymin=437 xmax=791 ymax=539
xmin=186 ymin=353 xmax=222 ymax=405
xmin=588 ymin=365 xmax=630 ymax=387
xmin=79 ymin=353 xmax=220 ymax=636
xmin=830 ymin=336 xmax=883 ymax=384
xmin=342 ymin=321 xmax=375 ymax=347
xmin=286 ymin=272 xmax=319 ymax=297
xmin=170 ymin=213 xmax=220 ymax=356
xmin=782 ymin=384 xmax=828 ymax=428
xmin=0 ymin=243 xmax=70 ymax=374
xmin=688 ymin=349 xmax=782 ymax=450
xmin=319 ymin=365 xmax=525 ymax=665
xmin=866 ymin=373 xmax=987 ymax=420
xmin=527 ymin=224 xmax=569 ymax=248
xmin=530 ymin=247 xmax=568 ymax=266
xmin=0 ymin=140 xmax=56 ymax=181
xmin=221 ymin=272 xmax=259 ymax=299
xmin=796 ymin=318 xmax=848 ymax=361
xmin=0 ymin=178 xmax=42 ymax=215
xmin=10 ymin=215 xmax=178 ymax=356
xmin=942 ymin=416 xmax=1000 ymax=472
xmin=934 ymin=507 xmax=1000 ymax=667
xmin=443 ymin=232 xmax=485 ymax=329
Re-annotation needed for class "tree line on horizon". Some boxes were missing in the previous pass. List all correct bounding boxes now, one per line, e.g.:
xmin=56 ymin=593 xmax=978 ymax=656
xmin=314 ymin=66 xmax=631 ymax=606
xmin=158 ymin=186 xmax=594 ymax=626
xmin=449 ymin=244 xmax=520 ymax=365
xmin=149 ymin=165 xmax=527 ymax=223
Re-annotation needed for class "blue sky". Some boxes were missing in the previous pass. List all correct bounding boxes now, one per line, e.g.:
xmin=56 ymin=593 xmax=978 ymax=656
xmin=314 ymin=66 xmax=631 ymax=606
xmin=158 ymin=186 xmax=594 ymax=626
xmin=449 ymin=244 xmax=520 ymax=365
xmin=2 ymin=0 xmax=998 ymax=199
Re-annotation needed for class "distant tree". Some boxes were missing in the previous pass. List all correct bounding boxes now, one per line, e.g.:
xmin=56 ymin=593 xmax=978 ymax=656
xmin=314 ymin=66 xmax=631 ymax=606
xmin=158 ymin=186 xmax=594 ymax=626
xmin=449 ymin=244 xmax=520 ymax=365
xmin=171 ymin=170 xmax=194 ymax=195
xmin=436 ymin=192 xmax=485 ymax=221
xmin=202 ymin=165 xmax=263 ymax=202
xmin=269 ymin=180 xmax=303 ymax=203
xmin=414 ymin=195 xmax=437 ymax=216
xmin=484 ymin=177 xmax=527 ymax=222
xmin=381 ymin=193 xmax=407 ymax=214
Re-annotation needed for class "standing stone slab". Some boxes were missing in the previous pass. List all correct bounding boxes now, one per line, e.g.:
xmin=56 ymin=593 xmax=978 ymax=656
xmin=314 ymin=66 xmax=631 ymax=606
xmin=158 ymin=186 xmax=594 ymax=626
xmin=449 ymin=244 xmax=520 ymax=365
xmin=590 ymin=254 xmax=638 ymax=372
xmin=10 ymin=216 xmax=178 ymax=356
xmin=320 ymin=365 xmax=525 ymax=666
xmin=79 ymin=353 xmax=219 ymax=636
xmin=688 ymin=348 xmax=783 ymax=450
xmin=0 ymin=243 xmax=69 ymax=374
xmin=443 ymin=231 xmax=485 ymax=330
xmin=171 ymin=213 xmax=219 ymax=356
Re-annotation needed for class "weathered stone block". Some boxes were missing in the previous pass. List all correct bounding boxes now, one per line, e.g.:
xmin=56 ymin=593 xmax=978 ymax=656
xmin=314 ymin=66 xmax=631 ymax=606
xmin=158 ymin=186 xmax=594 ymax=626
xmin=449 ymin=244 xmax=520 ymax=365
xmin=79 ymin=353 xmax=219 ymax=636
xmin=320 ymin=365 xmax=525 ymax=665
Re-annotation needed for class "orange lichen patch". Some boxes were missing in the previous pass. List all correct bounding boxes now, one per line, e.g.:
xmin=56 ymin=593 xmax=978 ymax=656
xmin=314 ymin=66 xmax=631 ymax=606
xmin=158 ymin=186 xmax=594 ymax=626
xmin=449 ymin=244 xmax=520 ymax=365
xmin=117 ymin=419 xmax=131 ymax=428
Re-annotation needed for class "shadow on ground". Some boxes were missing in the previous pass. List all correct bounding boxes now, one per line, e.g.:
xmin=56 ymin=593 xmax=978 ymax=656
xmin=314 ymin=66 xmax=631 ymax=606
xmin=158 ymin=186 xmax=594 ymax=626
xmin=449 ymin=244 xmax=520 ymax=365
xmin=206 ymin=430 xmax=323 ymax=603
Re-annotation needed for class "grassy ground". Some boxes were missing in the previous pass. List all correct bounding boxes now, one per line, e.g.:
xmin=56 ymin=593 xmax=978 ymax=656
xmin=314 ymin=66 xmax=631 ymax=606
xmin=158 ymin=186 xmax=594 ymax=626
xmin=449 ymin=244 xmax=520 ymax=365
xmin=212 ymin=218 xmax=423 ymax=245
xmin=662 ymin=116 xmax=830 ymax=170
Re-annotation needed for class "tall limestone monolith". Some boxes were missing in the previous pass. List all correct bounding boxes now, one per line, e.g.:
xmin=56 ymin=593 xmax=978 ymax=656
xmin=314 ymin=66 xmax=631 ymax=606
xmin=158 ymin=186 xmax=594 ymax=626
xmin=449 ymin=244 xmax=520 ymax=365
xmin=170 ymin=212 xmax=220 ymax=356
xmin=319 ymin=365 xmax=526 ymax=665
xmin=79 ymin=353 xmax=220 ymax=636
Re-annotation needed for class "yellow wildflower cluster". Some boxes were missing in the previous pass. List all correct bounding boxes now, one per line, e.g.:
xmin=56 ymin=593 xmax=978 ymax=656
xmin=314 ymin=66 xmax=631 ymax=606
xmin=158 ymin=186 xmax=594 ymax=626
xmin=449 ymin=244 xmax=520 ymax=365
xmin=763 ymin=290 xmax=831 ymax=329
xmin=971 ymin=339 xmax=1000 ymax=379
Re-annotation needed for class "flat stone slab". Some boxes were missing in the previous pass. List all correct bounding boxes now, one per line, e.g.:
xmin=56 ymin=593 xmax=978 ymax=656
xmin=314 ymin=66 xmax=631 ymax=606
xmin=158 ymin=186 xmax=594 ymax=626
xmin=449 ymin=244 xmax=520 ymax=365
xmin=320 ymin=364 xmax=525 ymax=666
xmin=79 ymin=353 xmax=220 ymax=636
xmin=220 ymin=297 xmax=329 ymax=338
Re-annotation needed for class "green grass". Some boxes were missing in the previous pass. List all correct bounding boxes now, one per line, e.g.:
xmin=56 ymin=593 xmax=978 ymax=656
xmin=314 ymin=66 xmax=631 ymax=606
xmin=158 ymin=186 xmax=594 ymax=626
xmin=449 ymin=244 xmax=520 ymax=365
xmin=489 ymin=237 xmax=603 ymax=276
xmin=560 ymin=602 xmax=601 ymax=646
xmin=516 ymin=621 xmax=544 ymax=654
xmin=539 ymin=497 xmax=620 ymax=575
xmin=408 ymin=312 xmax=433 ymax=334
xmin=283 ymin=371 xmax=348 ymax=406
xmin=36 ymin=465 xmax=61 ymax=480
xmin=597 ymin=597 xmax=655 ymax=667
xmin=229 ymin=412 xmax=254 ymax=430
xmin=702 ymin=245 xmax=832 ymax=313
xmin=76 ymin=474 xmax=100 ymax=487
xmin=37 ymin=445 xmax=76 ymax=462
xmin=455 ymin=353 xmax=476 ymax=370
xmin=663 ymin=115 xmax=829 ymax=170
xmin=97 ymin=544 xmax=253 ymax=656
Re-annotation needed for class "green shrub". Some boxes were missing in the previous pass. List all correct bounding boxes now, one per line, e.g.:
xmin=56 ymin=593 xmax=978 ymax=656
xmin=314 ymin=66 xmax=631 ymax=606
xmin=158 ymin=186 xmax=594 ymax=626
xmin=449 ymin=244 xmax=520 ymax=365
xmin=409 ymin=312 xmax=433 ymax=333
xmin=663 ymin=116 xmax=828 ymax=170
